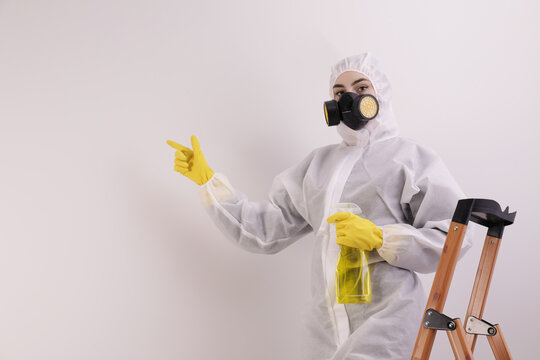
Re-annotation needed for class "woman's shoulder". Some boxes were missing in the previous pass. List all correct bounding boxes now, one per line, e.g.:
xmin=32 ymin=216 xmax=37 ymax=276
xmin=367 ymin=136 xmax=444 ymax=172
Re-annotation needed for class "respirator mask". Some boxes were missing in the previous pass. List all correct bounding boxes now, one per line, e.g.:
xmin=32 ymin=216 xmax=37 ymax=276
xmin=324 ymin=92 xmax=379 ymax=130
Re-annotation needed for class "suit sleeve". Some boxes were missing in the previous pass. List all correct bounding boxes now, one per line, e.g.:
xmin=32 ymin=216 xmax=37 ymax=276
xmin=198 ymin=167 xmax=312 ymax=255
xmin=376 ymin=146 xmax=474 ymax=273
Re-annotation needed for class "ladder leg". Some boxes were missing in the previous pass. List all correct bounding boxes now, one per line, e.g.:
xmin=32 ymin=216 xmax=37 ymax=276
xmin=465 ymin=235 xmax=502 ymax=351
xmin=447 ymin=319 xmax=474 ymax=360
xmin=411 ymin=223 xmax=468 ymax=359
xmin=412 ymin=326 xmax=437 ymax=360
xmin=487 ymin=325 xmax=513 ymax=360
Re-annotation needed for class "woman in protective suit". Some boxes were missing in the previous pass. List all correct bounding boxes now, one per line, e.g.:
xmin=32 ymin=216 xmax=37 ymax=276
xmin=167 ymin=53 xmax=472 ymax=359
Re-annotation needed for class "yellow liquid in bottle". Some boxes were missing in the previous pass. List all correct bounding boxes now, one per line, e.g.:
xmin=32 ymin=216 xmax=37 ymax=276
xmin=336 ymin=246 xmax=372 ymax=303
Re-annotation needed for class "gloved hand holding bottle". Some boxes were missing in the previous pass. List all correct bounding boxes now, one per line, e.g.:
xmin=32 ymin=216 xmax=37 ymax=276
xmin=327 ymin=212 xmax=383 ymax=251
xmin=167 ymin=135 xmax=214 ymax=186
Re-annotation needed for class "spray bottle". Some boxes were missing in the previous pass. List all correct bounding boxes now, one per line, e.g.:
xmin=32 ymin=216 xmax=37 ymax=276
xmin=331 ymin=203 xmax=372 ymax=304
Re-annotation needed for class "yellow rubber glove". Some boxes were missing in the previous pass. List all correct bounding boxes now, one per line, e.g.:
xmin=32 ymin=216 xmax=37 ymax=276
xmin=167 ymin=135 xmax=215 ymax=185
xmin=327 ymin=212 xmax=383 ymax=251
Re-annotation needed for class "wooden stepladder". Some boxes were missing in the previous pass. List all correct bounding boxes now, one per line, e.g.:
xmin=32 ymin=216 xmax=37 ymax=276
xmin=411 ymin=198 xmax=516 ymax=360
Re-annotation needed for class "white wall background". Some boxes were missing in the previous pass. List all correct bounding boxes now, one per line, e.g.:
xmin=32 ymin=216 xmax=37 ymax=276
xmin=1 ymin=0 xmax=539 ymax=359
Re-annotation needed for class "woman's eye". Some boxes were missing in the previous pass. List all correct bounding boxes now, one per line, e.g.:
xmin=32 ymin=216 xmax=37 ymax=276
xmin=356 ymin=86 xmax=368 ymax=93
xmin=335 ymin=91 xmax=344 ymax=97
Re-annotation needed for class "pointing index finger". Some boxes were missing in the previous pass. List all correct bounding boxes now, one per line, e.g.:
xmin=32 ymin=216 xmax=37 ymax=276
xmin=167 ymin=140 xmax=191 ymax=152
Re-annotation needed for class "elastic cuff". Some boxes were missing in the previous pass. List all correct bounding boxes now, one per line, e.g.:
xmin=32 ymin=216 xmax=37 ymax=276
xmin=199 ymin=171 xmax=217 ymax=188
xmin=376 ymin=226 xmax=397 ymax=262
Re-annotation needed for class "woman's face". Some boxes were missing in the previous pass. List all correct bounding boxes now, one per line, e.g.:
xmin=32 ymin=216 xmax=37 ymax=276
xmin=332 ymin=71 xmax=376 ymax=101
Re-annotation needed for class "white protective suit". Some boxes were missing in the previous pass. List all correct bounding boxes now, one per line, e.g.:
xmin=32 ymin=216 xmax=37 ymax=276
xmin=198 ymin=53 xmax=473 ymax=359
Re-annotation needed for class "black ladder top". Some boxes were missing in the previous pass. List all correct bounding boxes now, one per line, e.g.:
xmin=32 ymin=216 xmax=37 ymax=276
xmin=452 ymin=198 xmax=516 ymax=238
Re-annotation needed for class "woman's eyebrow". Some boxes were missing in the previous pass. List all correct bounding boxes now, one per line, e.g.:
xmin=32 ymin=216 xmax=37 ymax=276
xmin=351 ymin=78 xmax=368 ymax=86
xmin=333 ymin=78 xmax=369 ymax=89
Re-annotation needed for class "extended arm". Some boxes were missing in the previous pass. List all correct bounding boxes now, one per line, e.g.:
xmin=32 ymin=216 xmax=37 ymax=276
xmin=167 ymin=136 xmax=312 ymax=254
